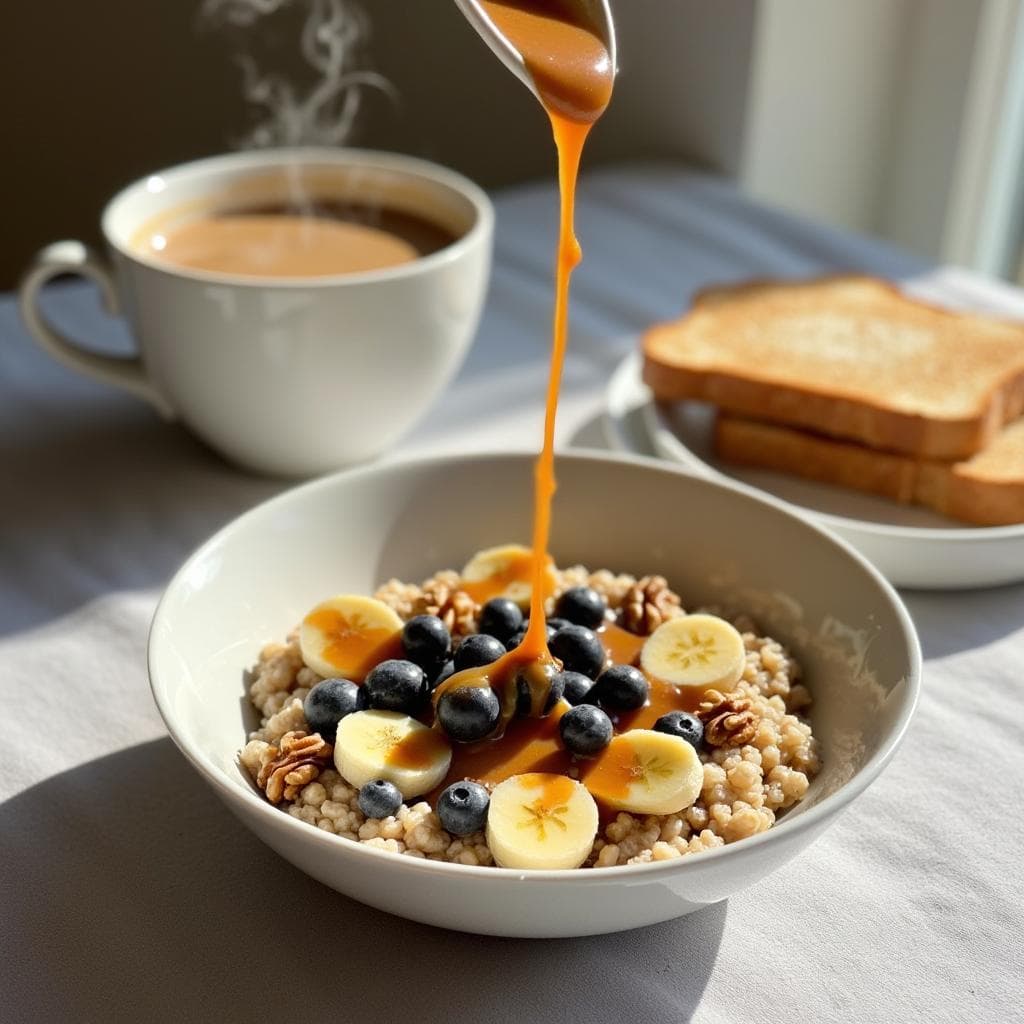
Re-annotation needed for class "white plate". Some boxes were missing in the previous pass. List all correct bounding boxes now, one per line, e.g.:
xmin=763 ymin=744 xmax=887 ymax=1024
xmin=605 ymin=351 xmax=1024 ymax=590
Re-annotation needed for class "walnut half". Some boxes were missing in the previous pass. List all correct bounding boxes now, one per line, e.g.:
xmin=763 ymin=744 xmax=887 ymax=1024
xmin=619 ymin=575 xmax=683 ymax=635
xmin=256 ymin=730 xmax=334 ymax=804
xmin=697 ymin=689 xmax=759 ymax=748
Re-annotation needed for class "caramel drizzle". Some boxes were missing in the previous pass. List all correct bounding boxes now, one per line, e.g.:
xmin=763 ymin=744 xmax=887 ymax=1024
xmin=434 ymin=2 xmax=614 ymax=733
xmin=432 ymin=625 xmax=700 ymax=798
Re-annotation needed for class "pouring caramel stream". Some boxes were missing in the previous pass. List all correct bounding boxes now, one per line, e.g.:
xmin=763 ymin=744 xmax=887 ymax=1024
xmin=482 ymin=0 xmax=612 ymax=674
xmin=433 ymin=3 xmax=613 ymax=731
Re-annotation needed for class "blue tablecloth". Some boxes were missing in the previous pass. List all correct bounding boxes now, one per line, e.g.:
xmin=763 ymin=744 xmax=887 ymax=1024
xmin=2 ymin=165 xmax=1019 ymax=1023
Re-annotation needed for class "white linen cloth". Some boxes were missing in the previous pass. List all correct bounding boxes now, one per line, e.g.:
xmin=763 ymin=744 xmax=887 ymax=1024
xmin=2 ymin=166 xmax=1021 ymax=1023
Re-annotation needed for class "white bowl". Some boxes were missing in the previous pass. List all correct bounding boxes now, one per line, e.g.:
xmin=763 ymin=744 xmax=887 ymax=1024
xmin=148 ymin=451 xmax=920 ymax=937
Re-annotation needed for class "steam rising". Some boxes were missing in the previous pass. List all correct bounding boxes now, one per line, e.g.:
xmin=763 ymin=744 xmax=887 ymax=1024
xmin=201 ymin=0 xmax=394 ymax=147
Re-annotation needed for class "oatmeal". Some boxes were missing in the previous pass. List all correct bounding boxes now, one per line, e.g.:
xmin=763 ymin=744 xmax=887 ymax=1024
xmin=239 ymin=547 xmax=820 ymax=869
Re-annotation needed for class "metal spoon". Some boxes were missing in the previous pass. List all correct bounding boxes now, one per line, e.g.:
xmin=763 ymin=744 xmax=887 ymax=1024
xmin=453 ymin=0 xmax=617 ymax=102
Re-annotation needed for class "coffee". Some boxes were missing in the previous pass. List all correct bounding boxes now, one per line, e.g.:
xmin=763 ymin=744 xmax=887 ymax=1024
xmin=133 ymin=200 xmax=457 ymax=278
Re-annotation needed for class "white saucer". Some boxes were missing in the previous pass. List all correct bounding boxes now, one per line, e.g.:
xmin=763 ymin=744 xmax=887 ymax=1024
xmin=604 ymin=351 xmax=1024 ymax=590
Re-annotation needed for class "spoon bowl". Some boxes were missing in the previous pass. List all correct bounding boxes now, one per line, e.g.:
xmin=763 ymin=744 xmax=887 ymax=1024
xmin=454 ymin=0 xmax=617 ymax=103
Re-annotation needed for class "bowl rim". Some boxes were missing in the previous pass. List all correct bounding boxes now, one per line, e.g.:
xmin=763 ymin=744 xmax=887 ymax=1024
xmin=148 ymin=448 xmax=922 ymax=883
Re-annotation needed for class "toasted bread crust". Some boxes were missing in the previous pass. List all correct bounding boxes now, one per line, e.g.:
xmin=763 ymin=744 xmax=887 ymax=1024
xmin=714 ymin=414 xmax=1024 ymax=526
xmin=643 ymin=276 xmax=1024 ymax=459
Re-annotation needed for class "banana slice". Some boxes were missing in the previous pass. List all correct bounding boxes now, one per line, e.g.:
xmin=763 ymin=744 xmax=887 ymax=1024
xmin=334 ymin=710 xmax=452 ymax=800
xmin=639 ymin=613 xmax=745 ymax=691
xmin=582 ymin=730 xmax=703 ymax=815
xmin=299 ymin=594 xmax=403 ymax=681
xmin=460 ymin=544 xmax=557 ymax=608
xmin=486 ymin=772 xmax=598 ymax=870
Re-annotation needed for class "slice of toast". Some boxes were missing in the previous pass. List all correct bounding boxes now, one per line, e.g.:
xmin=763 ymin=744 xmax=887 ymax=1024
xmin=714 ymin=413 xmax=1024 ymax=526
xmin=642 ymin=276 xmax=1024 ymax=459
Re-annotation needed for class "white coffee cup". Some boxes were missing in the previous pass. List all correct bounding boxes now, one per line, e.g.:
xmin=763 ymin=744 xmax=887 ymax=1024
xmin=19 ymin=148 xmax=493 ymax=476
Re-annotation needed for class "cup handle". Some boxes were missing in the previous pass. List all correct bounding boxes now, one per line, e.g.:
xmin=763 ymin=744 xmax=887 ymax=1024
xmin=18 ymin=240 xmax=175 ymax=418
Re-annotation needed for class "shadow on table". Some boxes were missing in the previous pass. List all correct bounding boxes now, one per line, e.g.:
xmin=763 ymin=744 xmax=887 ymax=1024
xmin=568 ymin=410 xmax=612 ymax=450
xmin=901 ymin=584 xmax=1024 ymax=659
xmin=1 ymin=739 xmax=726 ymax=1024
xmin=0 ymin=400 xmax=282 ymax=638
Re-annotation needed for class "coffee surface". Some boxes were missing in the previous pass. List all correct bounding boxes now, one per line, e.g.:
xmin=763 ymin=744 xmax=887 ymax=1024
xmin=135 ymin=202 xmax=456 ymax=278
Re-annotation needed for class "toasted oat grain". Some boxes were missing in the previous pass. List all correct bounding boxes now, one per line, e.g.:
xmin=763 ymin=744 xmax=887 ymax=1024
xmin=374 ymin=578 xmax=423 ymax=620
xmin=248 ymin=637 xmax=303 ymax=719
xmin=587 ymin=569 xmax=639 ymax=609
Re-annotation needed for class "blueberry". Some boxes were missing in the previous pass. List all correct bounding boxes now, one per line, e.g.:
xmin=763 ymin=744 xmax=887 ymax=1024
xmin=549 ymin=624 xmax=606 ymax=679
xmin=544 ymin=670 xmax=566 ymax=712
xmin=505 ymin=629 xmax=526 ymax=652
xmin=303 ymin=678 xmax=367 ymax=741
xmin=504 ymin=620 xmax=557 ymax=651
xmin=653 ymin=710 xmax=705 ymax=750
xmin=478 ymin=598 xmax=524 ymax=643
xmin=363 ymin=659 xmax=428 ymax=714
xmin=515 ymin=662 xmax=565 ymax=716
xmin=357 ymin=779 xmax=403 ymax=819
xmin=592 ymin=664 xmax=649 ymax=711
xmin=437 ymin=686 xmax=501 ymax=742
xmin=437 ymin=780 xmax=490 ymax=835
xmin=559 ymin=704 xmax=613 ymax=757
xmin=546 ymin=617 xmax=570 ymax=633
xmin=555 ymin=586 xmax=607 ymax=629
xmin=401 ymin=615 xmax=451 ymax=674
xmin=454 ymin=633 xmax=506 ymax=670
xmin=557 ymin=670 xmax=595 ymax=706
xmin=431 ymin=659 xmax=456 ymax=689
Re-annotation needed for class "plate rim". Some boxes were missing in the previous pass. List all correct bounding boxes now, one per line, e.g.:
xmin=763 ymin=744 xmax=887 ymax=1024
xmin=608 ymin=351 xmax=1024 ymax=545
